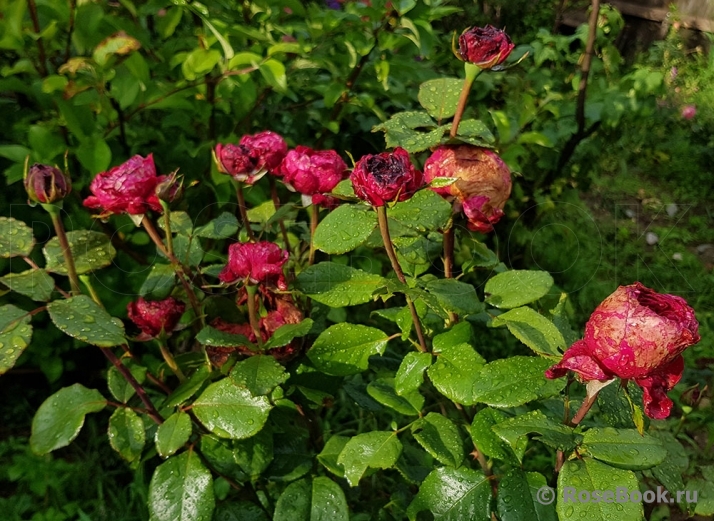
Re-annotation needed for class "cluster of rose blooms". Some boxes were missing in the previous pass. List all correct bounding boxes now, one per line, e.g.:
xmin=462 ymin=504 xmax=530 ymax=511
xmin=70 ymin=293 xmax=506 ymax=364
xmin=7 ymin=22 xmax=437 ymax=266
xmin=21 ymin=24 xmax=700 ymax=420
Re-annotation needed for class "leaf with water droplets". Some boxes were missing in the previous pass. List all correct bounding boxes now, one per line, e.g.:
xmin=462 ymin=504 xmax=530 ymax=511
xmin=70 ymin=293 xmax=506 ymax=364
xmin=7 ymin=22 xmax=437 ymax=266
xmin=233 ymin=428 xmax=274 ymax=480
xmin=47 ymin=295 xmax=126 ymax=347
xmin=498 ymin=469 xmax=556 ymax=521
xmin=0 ymin=269 xmax=54 ymax=301
xmin=389 ymin=189 xmax=452 ymax=232
xmin=0 ymin=304 xmax=33 ymax=375
xmin=193 ymin=212 xmax=239 ymax=239
xmin=307 ymin=323 xmax=389 ymax=376
xmin=581 ymin=427 xmax=667 ymax=470
xmin=367 ymin=377 xmax=423 ymax=416
xmin=0 ymin=217 xmax=35 ymax=258
xmin=491 ymin=306 xmax=565 ymax=358
xmin=411 ymin=413 xmax=464 ymax=467
xmin=451 ymin=119 xmax=496 ymax=146
xmin=263 ymin=318 xmax=313 ymax=349
xmin=407 ymin=466 xmax=491 ymax=521
xmin=155 ymin=411 xmax=192 ymax=458
xmin=139 ymin=263 xmax=176 ymax=300
xmin=148 ymin=450 xmax=215 ymax=521
xmin=44 ymin=230 xmax=116 ymax=275
xmin=195 ymin=325 xmax=255 ymax=349
xmin=230 ymin=355 xmax=288 ymax=396
xmin=296 ymin=262 xmax=386 ymax=307
xmin=424 ymin=278 xmax=484 ymax=315
xmin=173 ymin=234 xmax=203 ymax=266
xmin=470 ymin=408 xmax=525 ymax=464
xmin=492 ymin=410 xmax=581 ymax=454
xmin=428 ymin=325 xmax=485 ymax=405
xmin=274 ymin=477 xmax=349 ymax=521
xmin=337 ymin=431 xmax=402 ymax=487
xmin=107 ymin=359 xmax=147 ymax=403
xmin=317 ymin=435 xmax=349 ymax=478
xmin=313 ymin=204 xmax=376 ymax=254
xmin=485 ymin=270 xmax=554 ymax=309
xmin=192 ymin=378 xmax=272 ymax=439
xmin=108 ymin=407 xmax=146 ymax=462
xmin=159 ymin=211 xmax=193 ymax=235
xmin=651 ymin=431 xmax=687 ymax=499
xmin=30 ymin=383 xmax=106 ymax=455
xmin=417 ymin=78 xmax=463 ymax=121
xmin=395 ymin=351 xmax=432 ymax=396
xmin=372 ymin=111 xmax=446 ymax=152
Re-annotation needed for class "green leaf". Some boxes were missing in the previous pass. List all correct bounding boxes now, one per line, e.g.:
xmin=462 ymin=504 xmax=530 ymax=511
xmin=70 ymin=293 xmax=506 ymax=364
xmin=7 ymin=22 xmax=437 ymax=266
xmin=164 ymin=366 xmax=212 ymax=408
xmin=230 ymin=355 xmax=288 ymax=396
xmin=407 ymin=467 xmax=491 ymax=521
xmin=412 ymin=413 xmax=464 ymax=467
xmin=148 ymin=450 xmax=215 ymax=521
xmin=274 ymin=477 xmax=349 ymax=521
xmin=471 ymin=356 xmax=565 ymax=407
xmin=0 ymin=217 xmax=35 ymax=258
xmin=418 ymin=78 xmax=464 ymax=120
xmin=194 ymin=212 xmax=239 ymax=239
xmin=296 ymin=262 xmax=385 ymax=307
xmin=263 ymin=319 xmax=313 ymax=349
xmin=395 ymin=351 xmax=432 ymax=396
xmin=233 ymin=430 xmax=274 ymax=480
xmin=470 ymin=408 xmax=523 ymax=464
xmin=317 ymin=435 xmax=349 ymax=477
xmin=108 ymin=407 xmax=146 ymax=462
xmin=76 ymin=135 xmax=112 ymax=173
xmin=155 ymin=411 xmax=192 ymax=458
xmin=192 ymin=378 xmax=272 ymax=439
xmin=160 ymin=211 xmax=193 ymax=235
xmin=307 ymin=323 xmax=389 ymax=376
xmin=372 ymin=112 xmax=445 ymax=153
xmin=0 ymin=304 xmax=33 ymax=375
xmin=47 ymin=295 xmax=126 ymax=347
xmin=556 ymin=458 xmax=643 ymax=521
xmin=455 ymin=119 xmax=496 ymax=145
xmin=93 ymin=33 xmax=141 ymax=66
xmin=313 ymin=205 xmax=376 ymax=254
xmin=195 ymin=326 xmax=254 ymax=349
xmin=182 ymin=48 xmax=221 ymax=80
xmin=107 ymin=360 xmax=147 ymax=403
xmin=140 ymin=263 xmax=176 ymax=300
xmin=498 ymin=469 xmax=556 ymax=521
xmin=484 ymin=270 xmax=554 ymax=309
xmin=428 ymin=324 xmax=485 ymax=405
xmin=491 ymin=307 xmax=565 ymax=358
xmin=199 ymin=435 xmax=247 ymax=483
xmin=651 ymin=431 xmax=688 ymax=494
xmin=367 ymin=378 xmax=422 ymax=416
xmin=424 ymin=278 xmax=484 ymax=315
xmin=492 ymin=410 xmax=581 ymax=453
xmin=337 ymin=431 xmax=402 ymax=487
xmin=44 ymin=230 xmax=116 ymax=275
xmin=259 ymin=59 xmax=288 ymax=93
xmin=246 ymin=200 xmax=276 ymax=224
xmin=30 ymin=384 xmax=106 ymax=455
xmin=389 ymin=189 xmax=452 ymax=232
xmin=0 ymin=269 xmax=54 ymax=301
xmin=173 ymin=234 xmax=203 ymax=266
xmin=581 ymin=428 xmax=667 ymax=470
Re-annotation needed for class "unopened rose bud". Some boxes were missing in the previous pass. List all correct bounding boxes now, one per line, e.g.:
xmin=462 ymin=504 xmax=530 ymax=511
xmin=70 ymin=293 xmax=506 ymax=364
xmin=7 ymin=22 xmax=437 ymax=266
xmin=458 ymin=25 xmax=515 ymax=69
xmin=214 ymin=131 xmax=287 ymax=184
xmin=24 ymin=163 xmax=71 ymax=204
xmin=127 ymin=296 xmax=186 ymax=339
xmin=219 ymin=241 xmax=289 ymax=290
xmin=155 ymin=170 xmax=183 ymax=203
xmin=350 ymin=147 xmax=424 ymax=207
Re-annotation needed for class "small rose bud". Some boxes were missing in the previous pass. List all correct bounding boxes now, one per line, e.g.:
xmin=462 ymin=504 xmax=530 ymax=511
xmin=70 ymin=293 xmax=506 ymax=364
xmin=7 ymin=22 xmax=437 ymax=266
xmin=458 ymin=25 xmax=515 ymax=69
xmin=83 ymin=154 xmax=164 ymax=216
xmin=127 ymin=296 xmax=186 ymax=339
xmin=278 ymin=146 xmax=347 ymax=205
xmin=681 ymin=104 xmax=696 ymax=120
xmin=219 ymin=241 xmax=289 ymax=290
xmin=545 ymin=282 xmax=700 ymax=419
xmin=24 ymin=163 xmax=71 ymax=204
xmin=215 ymin=131 xmax=287 ymax=184
xmin=155 ymin=170 xmax=183 ymax=203
xmin=350 ymin=147 xmax=424 ymax=207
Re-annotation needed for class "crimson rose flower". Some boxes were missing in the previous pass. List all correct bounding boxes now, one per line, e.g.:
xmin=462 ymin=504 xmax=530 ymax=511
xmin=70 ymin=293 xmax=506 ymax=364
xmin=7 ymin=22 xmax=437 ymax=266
xmin=127 ymin=296 xmax=186 ymax=339
xmin=350 ymin=147 xmax=423 ymax=207
xmin=25 ymin=163 xmax=71 ymax=204
xmin=215 ymin=131 xmax=287 ymax=184
xmin=459 ymin=25 xmax=515 ymax=69
xmin=424 ymin=145 xmax=511 ymax=233
xmin=545 ymin=282 xmax=700 ymax=419
xmin=83 ymin=155 xmax=165 ymax=216
xmin=219 ymin=241 xmax=289 ymax=290
xmin=279 ymin=146 xmax=347 ymax=206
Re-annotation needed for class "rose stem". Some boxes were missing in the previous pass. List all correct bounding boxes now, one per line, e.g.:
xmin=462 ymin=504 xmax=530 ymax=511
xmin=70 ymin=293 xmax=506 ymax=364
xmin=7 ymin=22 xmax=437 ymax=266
xmin=450 ymin=63 xmax=481 ymax=138
xmin=309 ymin=204 xmax=319 ymax=265
xmin=555 ymin=388 xmax=600 ymax=472
xmin=442 ymin=225 xmax=457 ymax=324
xmin=268 ymin=176 xmax=290 ymax=250
xmin=377 ymin=206 xmax=428 ymax=353
xmin=245 ymin=285 xmax=263 ymax=349
xmin=160 ymin=201 xmax=174 ymax=256
xmin=45 ymin=205 xmax=81 ymax=295
xmin=104 ymin=348 xmax=164 ymax=425
xmin=235 ymin=181 xmax=255 ymax=241
xmin=158 ymin=339 xmax=186 ymax=382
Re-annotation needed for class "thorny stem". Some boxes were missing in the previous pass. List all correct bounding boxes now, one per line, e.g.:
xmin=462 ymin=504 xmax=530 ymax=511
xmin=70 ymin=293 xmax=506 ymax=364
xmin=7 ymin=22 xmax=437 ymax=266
xmin=103 ymin=349 xmax=164 ymax=425
xmin=309 ymin=205 xmax=319 ymax=265
xmin=245 ymin=285 xmax=263 ymax=349
xmin=235 ymin=182 xmax=255 ymax=241
xmin=376 ymin=206 xmax=428 ymax=353
xmin=269 ymin=176 xmax=290 ymax=250
xmin=46 ymin=207 xmax=81 ymax=295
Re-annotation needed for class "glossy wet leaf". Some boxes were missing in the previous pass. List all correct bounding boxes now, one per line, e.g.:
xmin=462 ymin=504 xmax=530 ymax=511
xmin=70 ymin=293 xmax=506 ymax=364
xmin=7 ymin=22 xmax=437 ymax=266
xmin=492 ymin=410 xmax=581 ymax=453
xmin=472 ymin=356 xmax=564 ymax=407
xmin=424 ymin=278 xmax=484 ymax=315
xmin=48 ymin=295 xmax=126 ymax=347
xmin=307 ymin=323 xmax=389 ymax=376
xmin=108 ymin=407 xmax=145 ymax=462
xmin=233 ymin=430 xmax=274 ymax=480
xmin=193 ymin=212 xmax=239 ymax=239
xmin=428 ymin=338 xmax=485 ymax=405
xmin=389 ymin=186 xmax=451 ymax=232
xmin=651 ymin=431 xmax=688 ymax=495
xmin=470 ymin=408 xmax=523 ymax=464
xmin=30 ymin=384 xmax=106 ymax=455
xmin=163 ymin=365 xmax=212 ymax=408
xmin=263 ymin=319 xmax=313 ymax=349
xmin=498 ymin=469 xmax=556 ymax=521
xmin=395 ymin=351 xmax=432 ymax=396
xmin=412 ymin=413 xmax=464 ymax=467
xmin=139 ymin=263 xmax=176 ymax=300
xmin=372 ymin=112 xmax=445 ymax=153
xmin=230 ymin=355 xmax=288 ymax=396
xmin=159 ymin=211 xmax=193 ymax=235
xmin=195 ymin=326 xmax=254 ymax=348
xmin=44 ymin=230 xmax=116 ymax=275
xmin=581 ymin=428 xmax=667 ymax=470
xmin=0 ymin=269 xmax=54 ymax=301
xmin=454 ymin=119 xmax=496 ymax=144
xmin=0 ymin=304 xmax=33 ymax=375
xmin=192 ymin=378 xmax=272 ymax=439
xmin=0 ymin=217 xmax=35 ymax=258
xmin=317 ymin=435 xmax=349 ymax=477
xmin=148 ymin=450 xmax=215 ymax=521
xmin=107 ymin=360 xmax=147 ymax=403
xmin=173 ymin=234 xmax=203 ymax=266
xmin=407 ymin=466 xmax=491 ymax=521
xmin=313 ymin=204 xmax=376 ymax=254
xmin=418 ymin=77 xmax=463 ymax=120
xmin=484 ymin=270 xmax=554 ymax=309
xmin=155 ymin=411 xmax=192 ymax=458
xmin=296 ymin=262 xmax=385 ymax=307
xmin=367 ymin=377 xmax=422 ymax=416
xmin=491 ymin=306 xmax=565 ymax=358
xmin=337 ymin=431 xmax=402 ymax=487
xmin=274 ymin=477 xmax=349 ymax=521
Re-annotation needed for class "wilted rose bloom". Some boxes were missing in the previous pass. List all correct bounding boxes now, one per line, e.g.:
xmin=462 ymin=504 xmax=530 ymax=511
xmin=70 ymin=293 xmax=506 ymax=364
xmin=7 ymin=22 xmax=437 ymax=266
xmin=279 ymin=146 xmax=347 ymax=204
xmin=83 ymin=154 xmax=165 ymax=216
xmin=24 ymin=163 xmax=71 ymax=204
xmin=215 ymin=131 xmax=287 ymax=184
xmin=545 ymin=282 xmax=700 ymax=419
xmin=219 ymin=241 xmax=289 ymax=290
xmin=424 ymin=145 xmax=511 ymax=232
xmin=240 ymin=131 xmax=288 ymax=171
xmin=681 ymin=104 xmax=696 ymax=120
xmin=127 ymin=296 xmax=186 ymax=339
xmin=459 ymin=25 xmax=515 ymax=69
xmin=350 ymin=147 xmax=423 ymax=207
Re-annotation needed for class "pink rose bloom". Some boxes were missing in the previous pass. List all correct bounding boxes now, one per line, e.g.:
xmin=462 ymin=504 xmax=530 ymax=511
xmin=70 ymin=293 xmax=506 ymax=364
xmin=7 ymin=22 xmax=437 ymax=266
xmin=350 ymin=147 xmax=424 ymax=207
xmin=546 ymin=282 xmax=700 ymax=419
xmin=219 ymin=241 xmax=289 ymax=290
xmin=215 ymin=131 xmax=287 ymax=184
xmin=279 ymin=146 xmax=347 ymax=205
xmin=83 ymin=155 xmax=165 ymax=216
xmin=127 ymin=296 xmax=186 ymax=339
xmin=459 ymin=25 xmax=515 ymax=69
xmin=681 ymin=105 xmax=696 ymax=120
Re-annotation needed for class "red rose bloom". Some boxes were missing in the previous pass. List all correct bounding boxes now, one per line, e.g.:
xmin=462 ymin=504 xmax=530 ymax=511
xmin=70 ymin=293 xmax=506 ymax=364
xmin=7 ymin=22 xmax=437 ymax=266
xmin=459 ymin=25 xmax=515 ymax=69
xmin=545 ymin=282 xmax=700 ymax=419
xmin=127 ymin=296 xmax=186 ymax=339
xmin=240 ymin=131 xmax=288 ymax=172
xmin=25 ymin=163 xmax=71 ymax=204
xmin=83 ymin=155 xmax=165 ymax=216
xmin=279 ymin=146 xmax=347 ymax=205
xmin=350 ymin=147 xmax=424 ymax=207
xmin=215 ymin=131 xmax=287 ymax=184
xmin=424 ymin=145 xmax=511 ymax=233
xmin=219 ymin=241 xmax=289 ymax=290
